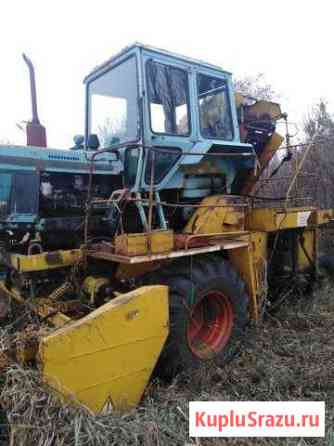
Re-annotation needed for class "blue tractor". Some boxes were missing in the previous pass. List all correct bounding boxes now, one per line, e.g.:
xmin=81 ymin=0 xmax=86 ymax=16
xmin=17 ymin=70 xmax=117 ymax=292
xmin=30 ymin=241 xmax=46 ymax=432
xmin=0 ymin=44 xmax=281 ymax=254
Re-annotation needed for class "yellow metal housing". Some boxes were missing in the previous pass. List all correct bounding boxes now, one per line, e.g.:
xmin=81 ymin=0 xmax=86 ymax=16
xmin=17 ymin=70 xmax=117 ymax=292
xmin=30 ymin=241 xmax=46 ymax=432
xmin=226 ymin=231 xmax=268 ymax=319
xmin=184 ymin=195 xmax=245 ymax=234
xmin=39 ymin=285 xmax=169 ymax=413
xmin=115 ymin=230 xmax=174 ymax=256
xmin=297 ymin=229 xmax=317 ymax=271
xmin=246 ymin=207 xmax=317 ymax=232
xmin=10 ymin=249 xmax=82 ymax=272
xmin=308 ymin=209 xmax=334 ymax=225
xmin=241 ymin=132 xmax=284 ymax=194
xmin=246 ymin=100 xmax=282 ymax=120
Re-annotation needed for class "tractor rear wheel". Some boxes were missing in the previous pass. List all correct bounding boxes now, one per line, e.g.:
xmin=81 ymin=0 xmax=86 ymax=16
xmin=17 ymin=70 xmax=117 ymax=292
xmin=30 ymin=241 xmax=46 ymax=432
xmin=141 ymin=254 xmax=249 ymax=379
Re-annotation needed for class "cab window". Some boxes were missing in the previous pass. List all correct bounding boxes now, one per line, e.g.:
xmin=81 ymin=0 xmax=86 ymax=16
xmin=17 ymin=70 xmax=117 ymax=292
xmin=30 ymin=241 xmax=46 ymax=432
xmin=198 ymin=74 xmax=233 ymax=140
xmin=147 ymin=60 xmax=190 ymax=136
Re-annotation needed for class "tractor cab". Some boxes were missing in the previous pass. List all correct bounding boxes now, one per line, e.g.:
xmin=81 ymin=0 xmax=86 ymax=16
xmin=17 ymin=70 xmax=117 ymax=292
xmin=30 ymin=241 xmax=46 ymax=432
xmin=84 ymin=43 xmax=262 ymax=197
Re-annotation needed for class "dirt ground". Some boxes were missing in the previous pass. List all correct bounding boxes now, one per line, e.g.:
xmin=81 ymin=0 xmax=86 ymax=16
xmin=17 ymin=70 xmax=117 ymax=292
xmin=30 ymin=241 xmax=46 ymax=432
xmin=0 ymin=279 xmax=333 ymax=446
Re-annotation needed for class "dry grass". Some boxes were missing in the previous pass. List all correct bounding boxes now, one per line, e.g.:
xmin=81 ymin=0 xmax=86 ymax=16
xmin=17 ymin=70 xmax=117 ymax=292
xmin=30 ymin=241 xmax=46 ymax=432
xmin=0 ymin=280 xmax=333 ymax=446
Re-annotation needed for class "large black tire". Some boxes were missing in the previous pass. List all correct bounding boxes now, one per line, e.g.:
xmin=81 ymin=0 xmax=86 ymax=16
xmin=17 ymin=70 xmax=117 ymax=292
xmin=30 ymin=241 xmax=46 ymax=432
xmin=141 ymin=254 xmax=249 ymax=379
xmin=319 ymin=254 xmax=334 ymax=275
xmin=0 ymin=408 xmax=8 ymax=444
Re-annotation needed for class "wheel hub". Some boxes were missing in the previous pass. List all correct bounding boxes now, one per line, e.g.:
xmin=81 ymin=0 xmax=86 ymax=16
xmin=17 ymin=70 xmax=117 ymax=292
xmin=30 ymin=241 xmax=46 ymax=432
xmin=187 ymin=290 xmax=234 ymax=359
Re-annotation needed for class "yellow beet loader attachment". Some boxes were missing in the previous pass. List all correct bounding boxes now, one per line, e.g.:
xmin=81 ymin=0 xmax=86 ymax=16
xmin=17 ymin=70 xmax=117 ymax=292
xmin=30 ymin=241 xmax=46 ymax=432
xmin=0 ymin=278 xmax=168 ymax=414
xmin=40 ymin=286 xmax=168 ymax=413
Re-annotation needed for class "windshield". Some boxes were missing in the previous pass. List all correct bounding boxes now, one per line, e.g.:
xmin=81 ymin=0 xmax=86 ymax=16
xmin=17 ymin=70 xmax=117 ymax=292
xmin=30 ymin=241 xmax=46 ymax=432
xmin=88 ymin=57 xmax=139 ymax=148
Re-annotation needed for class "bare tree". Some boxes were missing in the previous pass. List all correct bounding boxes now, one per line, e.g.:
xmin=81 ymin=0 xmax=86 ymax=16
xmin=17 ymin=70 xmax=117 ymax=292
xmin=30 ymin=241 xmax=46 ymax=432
xmin=302 ymin=100 xmax=334 ymax=208
xmin=257 ymin=100 xmax=334 ymax=210
xmin=97 ymin=116 xmax=127 ymax=148
xmin=0 ymin=139 xmax=13 ymax=145
xmin=234 ymin=73 xmax=279 ymax=101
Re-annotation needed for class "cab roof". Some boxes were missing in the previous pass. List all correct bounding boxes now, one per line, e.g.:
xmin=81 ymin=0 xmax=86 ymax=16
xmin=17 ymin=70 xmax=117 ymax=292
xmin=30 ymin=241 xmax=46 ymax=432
xmin=84 ymin=42 xmax=230 ymax=83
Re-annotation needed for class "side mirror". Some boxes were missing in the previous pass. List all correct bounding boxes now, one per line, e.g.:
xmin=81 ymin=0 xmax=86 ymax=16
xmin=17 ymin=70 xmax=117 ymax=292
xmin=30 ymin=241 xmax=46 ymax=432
xmin=87 ymin=134 xmax=100 ymax=151
xmin=74 ymin=134 xmax=84 ymax=146
xmin=70 ymin=134 xmax=84 ymax=150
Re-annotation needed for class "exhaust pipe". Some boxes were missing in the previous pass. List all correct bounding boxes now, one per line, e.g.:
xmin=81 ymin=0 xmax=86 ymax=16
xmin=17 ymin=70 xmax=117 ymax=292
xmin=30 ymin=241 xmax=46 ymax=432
xmin=22 ymin=53 xmax=47 ymax=147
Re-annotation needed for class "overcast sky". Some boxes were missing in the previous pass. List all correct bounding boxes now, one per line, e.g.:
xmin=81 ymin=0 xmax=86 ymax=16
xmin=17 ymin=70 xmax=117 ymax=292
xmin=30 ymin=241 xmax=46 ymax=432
xmin=1 ymin=1 xmax=333 ymax=148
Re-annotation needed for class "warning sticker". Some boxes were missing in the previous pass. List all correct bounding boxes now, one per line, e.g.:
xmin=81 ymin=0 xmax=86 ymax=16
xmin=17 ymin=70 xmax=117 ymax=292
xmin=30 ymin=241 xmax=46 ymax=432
xmin=297 ymin=211 xmax=311 ymax=227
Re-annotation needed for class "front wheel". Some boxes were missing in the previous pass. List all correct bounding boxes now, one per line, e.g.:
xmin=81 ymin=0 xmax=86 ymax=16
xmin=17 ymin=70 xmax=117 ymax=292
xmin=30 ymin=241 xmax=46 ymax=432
xmin=142 ymin=254 xmax=249 ymax=379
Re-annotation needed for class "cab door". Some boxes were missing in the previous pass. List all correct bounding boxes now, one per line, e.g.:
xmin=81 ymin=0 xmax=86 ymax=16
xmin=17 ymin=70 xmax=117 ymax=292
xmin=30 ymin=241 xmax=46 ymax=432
xmin=141 ymin=53 xmax=196 ymax=191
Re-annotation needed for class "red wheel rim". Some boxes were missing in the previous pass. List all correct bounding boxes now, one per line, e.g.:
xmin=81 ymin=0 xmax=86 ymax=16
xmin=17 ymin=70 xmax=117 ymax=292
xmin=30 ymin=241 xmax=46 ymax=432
xmin=187 ymin=290 xmax=234 ymax=359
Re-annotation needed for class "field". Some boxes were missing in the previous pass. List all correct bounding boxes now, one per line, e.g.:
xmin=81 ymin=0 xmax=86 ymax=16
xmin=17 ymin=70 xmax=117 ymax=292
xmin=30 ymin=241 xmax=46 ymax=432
xmin=0 ymin=278 xmax=333 ymax=446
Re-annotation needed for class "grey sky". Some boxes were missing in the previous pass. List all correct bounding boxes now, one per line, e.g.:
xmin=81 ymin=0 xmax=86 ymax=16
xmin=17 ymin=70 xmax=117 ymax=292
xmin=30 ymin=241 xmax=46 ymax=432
xmin=1 ymin=1 xmax=333 ymax=147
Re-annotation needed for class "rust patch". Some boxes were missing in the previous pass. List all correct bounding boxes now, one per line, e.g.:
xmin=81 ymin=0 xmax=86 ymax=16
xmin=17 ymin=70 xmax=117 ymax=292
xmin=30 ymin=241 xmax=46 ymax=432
xmin=45 ymin=252 xmax=63 ymax=265
xmin=126 ymin=309 xmax=139 ymax=321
